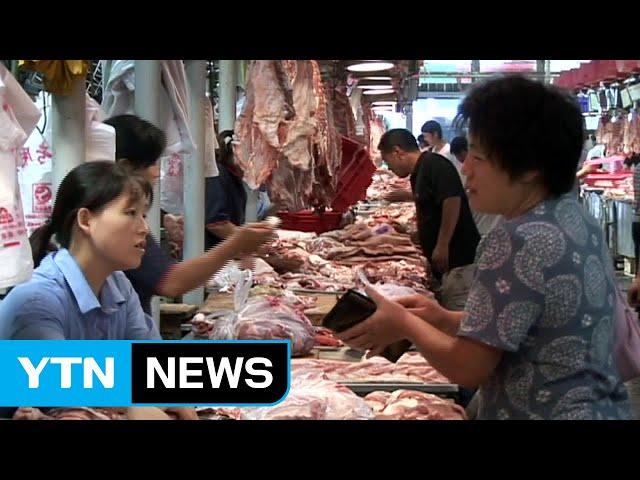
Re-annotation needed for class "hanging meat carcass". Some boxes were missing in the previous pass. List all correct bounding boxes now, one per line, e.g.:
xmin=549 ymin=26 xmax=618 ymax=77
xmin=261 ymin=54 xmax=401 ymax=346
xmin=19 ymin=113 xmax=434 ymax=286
xmin=309 ymin=62 xmax=342 ymax=208
xmin=267 ymin=60 xmax=318 ymax=211
xmin=234 ymin=60 xmax=293 ymax=189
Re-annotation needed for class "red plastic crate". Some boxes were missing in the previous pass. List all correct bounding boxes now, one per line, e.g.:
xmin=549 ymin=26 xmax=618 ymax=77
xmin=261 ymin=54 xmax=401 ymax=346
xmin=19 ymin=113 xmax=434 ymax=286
xmin=277 ymin=210 xmax=343 ymax=233
xmin=566 ymin=69 xmax=579 ymax=90
xmin=576 ymin=62 xmax=598 ymax=88
xmin=593 ymin=60 xmax=620 ymax=82
xmin=330 ymin=137 xmax=377 ymax=212
xmin=275 ymin=136 xmax=376 ymax=232
xmin=583 ymin=172 xmax=631 ymax=188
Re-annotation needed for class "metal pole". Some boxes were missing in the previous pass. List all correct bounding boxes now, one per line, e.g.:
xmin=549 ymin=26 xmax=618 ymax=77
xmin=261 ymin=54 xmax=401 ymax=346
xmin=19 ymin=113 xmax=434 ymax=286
xmin=52 ymin=77 xmax=86 ymax=194
xmin=405 ymin=105 xmax=413 ymax=134
xmin=218 ymin=60 xmax=237 ymax=132
xmin=544 ymin=60 xmax=551 ymax=85
xmin=134 ymin=60 xmax=162 ymax=324
xmin=134 ymin=61 xmax=162 ymax=239
xmin=183 ymin=60 xmax=206 ymax=306
xmin=245 ymin=185 xmax=259 ymax=223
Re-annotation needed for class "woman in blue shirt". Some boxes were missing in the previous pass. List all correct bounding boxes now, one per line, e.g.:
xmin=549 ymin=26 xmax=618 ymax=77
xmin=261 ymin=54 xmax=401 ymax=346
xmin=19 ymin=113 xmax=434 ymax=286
xmin=0 ymin=161 xmax=202 ymax=420
xmin=0 ymin=161 xmax=159 ymax=340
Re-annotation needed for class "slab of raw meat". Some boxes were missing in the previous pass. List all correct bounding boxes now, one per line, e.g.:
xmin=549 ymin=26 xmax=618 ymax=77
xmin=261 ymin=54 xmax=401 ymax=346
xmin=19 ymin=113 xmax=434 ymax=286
xmin=364 ymin=390 xmax=466 ymax=420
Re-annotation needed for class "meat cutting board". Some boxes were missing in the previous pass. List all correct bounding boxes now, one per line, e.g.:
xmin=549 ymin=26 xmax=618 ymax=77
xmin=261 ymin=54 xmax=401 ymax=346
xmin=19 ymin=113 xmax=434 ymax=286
xmin=198 ymin=291 xmax=338 ymax=326
xmin=302 ymin=294 xmax=338 ymax=325
xmin=199 ymin=292 xmax=236 ymax=314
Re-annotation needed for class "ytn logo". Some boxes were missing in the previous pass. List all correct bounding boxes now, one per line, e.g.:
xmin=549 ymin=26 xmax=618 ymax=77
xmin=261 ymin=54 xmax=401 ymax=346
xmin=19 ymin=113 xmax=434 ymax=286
xmin=18 ymin=357 xmax=114 ymax=389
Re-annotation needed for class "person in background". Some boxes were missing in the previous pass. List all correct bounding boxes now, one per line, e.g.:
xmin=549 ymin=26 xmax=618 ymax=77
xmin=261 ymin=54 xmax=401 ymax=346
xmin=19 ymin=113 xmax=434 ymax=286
xmin=417 ymin=133 xmax=429 ymax=152
xmin=451 ymin=135 xmax=503 ymax=237
xmin=421 ymin=120 xmax=462 ymax=174
xmin=338 ymin=75 xmax=631 ymax=420
xmin=450 ymin=136 xmax=468 ymax=169
xmin=257 ymin=184 xmax=272 ymax=221
xmin=103 ymin=115 xmax=274 ymax=314
xmin=205 ymin=130 xmax=249 ymax=250
xmin=378 ymin=128 xmax=480 ymax=311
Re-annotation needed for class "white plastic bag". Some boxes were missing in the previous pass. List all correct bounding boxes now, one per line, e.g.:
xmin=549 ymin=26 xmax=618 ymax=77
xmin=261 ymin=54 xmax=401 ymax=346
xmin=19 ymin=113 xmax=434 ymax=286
xmin=85 ymin=95 xmax=115 ymax=162
xmin=192 ymin=269 xmax=252 ymax=338
xmin=193 ymin=270 xmax=316 ymax=357
xmin=0 ymin=63 xmax=41 ymax=288
xmin=17 ymin=93 xmax=115 ymax=238
xmin=16 ymin=92 xmax=53 ymax=236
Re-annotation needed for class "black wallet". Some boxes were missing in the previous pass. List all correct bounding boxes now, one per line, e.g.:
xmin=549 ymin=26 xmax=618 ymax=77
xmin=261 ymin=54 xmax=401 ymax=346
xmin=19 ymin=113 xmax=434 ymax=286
xmin=322 ymin=289 xmax=377 ymax=333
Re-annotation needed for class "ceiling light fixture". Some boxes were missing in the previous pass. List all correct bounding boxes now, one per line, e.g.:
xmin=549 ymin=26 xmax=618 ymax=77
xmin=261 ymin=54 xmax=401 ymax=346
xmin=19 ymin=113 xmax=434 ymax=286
xmin=347 ymin=62 xmax=394 ymax=72
xmin=363 ymin=89 xmax=395 ymax=95
xmin=357 ymin=84 xmax=393 ymax=89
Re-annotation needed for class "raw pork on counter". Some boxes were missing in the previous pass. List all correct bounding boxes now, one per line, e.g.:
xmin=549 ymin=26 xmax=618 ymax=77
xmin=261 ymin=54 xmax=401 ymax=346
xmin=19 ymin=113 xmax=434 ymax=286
xmin=13 ymin=407 xmax=128 ymax=420
xmin=291 ymin=351 xmax=451 ymax=384
xmin=364 ymin=390 xmax=466 ymax=420
xmin=196 ymin=371 xmax=374 ymax=420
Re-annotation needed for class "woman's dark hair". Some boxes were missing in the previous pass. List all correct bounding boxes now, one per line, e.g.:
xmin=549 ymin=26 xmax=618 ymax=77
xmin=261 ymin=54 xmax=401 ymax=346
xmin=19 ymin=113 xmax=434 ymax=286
xmin=457 ymin=75 xmax=584 ymax=196
xmin=626 ymin=153 xmax=640 ymax=168
xmin=103 ymin=114 xmax=166 ymax=170
xmin=29 ymin=161 xmax=153 ymax=267
xmin=421 ymin=120 xmax=443 ymax=139
xmin=217 ymin=130 xmax=235 ymax=166
xmin=217 ymin=129 xmax=246 ymax=178
xmin=450 ymin=136 xmax=468 ymax=156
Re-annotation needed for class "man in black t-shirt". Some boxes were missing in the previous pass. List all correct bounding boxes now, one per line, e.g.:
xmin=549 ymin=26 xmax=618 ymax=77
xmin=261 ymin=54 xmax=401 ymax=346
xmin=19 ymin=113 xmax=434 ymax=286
xmin=378 ymin=128 xmax=480 ymax=310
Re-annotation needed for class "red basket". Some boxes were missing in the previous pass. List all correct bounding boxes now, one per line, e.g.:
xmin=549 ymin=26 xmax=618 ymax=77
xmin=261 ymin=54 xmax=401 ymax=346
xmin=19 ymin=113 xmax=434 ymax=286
xmin=330 ymin=137 xmax=377 ymax=212
xmin=577 ymin=62 xmax=598 ymax=88
xmin=277 ymin=210 xmax=343 ymax=233
xmin=583 ymin=172 xmax=631 ymax=188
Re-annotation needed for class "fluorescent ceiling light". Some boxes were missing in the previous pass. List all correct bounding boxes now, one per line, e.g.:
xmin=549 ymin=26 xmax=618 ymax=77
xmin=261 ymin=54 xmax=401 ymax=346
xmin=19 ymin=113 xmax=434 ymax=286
xmin=372 ymin=101 xmax=396 ymax=105
xmin=363 ymin=76 xmax=392 ymax=81
xmin=363 ymin=89 xmax=394 ymax=95
xmin=357 ymin=84 xmax=393 ymax=89
xmin=347 ymin=62 xmax=394 ymax=72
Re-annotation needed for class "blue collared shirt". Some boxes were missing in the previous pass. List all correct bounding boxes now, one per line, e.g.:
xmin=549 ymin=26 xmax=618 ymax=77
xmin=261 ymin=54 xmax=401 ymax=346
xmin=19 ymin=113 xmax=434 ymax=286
xmin=0 ymin=249 xmax=161 ymax=340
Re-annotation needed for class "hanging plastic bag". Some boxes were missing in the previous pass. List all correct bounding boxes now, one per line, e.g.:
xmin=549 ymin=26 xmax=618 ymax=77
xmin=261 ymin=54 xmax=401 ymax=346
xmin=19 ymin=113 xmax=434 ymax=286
xmin=17 ymin=92 xmax=53 ymax=236
xmin=192 ymin=269 xmax=252 ymax=339
xmin=0 ymin=63 xmax=41 ymax=288
xmin=85 ymin=95 xmax=115 ymax=162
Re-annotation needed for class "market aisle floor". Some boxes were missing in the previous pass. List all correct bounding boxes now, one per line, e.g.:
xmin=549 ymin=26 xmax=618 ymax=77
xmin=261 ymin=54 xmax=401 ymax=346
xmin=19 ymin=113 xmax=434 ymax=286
xmin=616 ymin=272 xmax=640 ymax=420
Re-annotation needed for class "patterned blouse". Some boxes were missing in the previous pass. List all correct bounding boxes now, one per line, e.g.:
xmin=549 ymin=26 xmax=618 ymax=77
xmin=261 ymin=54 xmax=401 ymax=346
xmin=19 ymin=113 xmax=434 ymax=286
xmin=458 ymin=194 xmax=631 ymax=420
